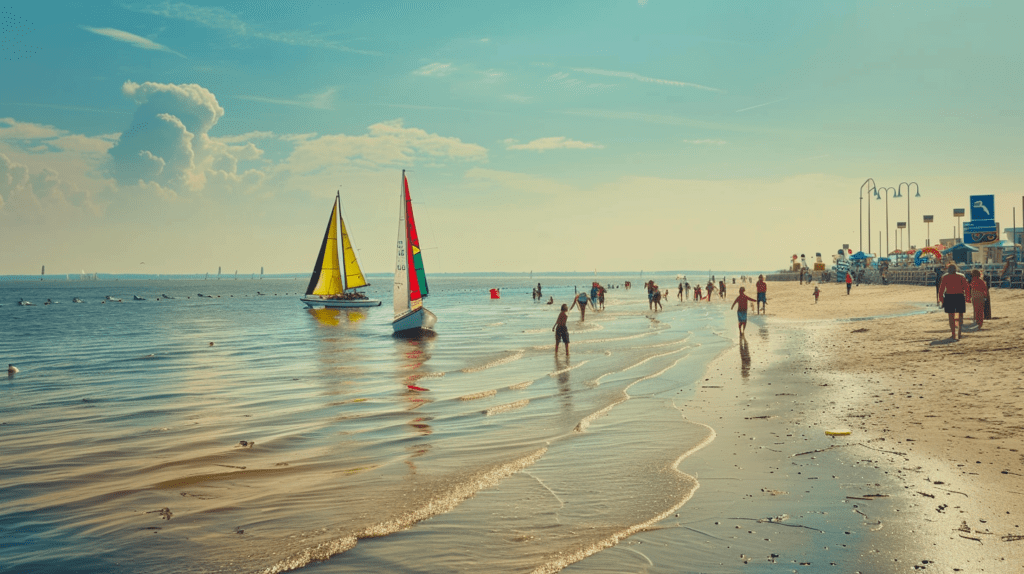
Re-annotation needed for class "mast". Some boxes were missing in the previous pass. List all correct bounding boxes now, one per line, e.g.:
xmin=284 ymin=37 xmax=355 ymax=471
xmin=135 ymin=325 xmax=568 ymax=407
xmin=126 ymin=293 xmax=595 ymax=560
xmin=337 ymin=191 xmax=346 ymax=291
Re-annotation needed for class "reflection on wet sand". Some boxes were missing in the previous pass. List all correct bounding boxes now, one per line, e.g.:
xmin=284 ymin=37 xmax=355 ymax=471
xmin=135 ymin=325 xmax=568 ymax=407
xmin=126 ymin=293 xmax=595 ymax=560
xmin=739 ymin=334 xmax=751 ymax=378
xmin=554 ymin=354 xmax=572 ymax=412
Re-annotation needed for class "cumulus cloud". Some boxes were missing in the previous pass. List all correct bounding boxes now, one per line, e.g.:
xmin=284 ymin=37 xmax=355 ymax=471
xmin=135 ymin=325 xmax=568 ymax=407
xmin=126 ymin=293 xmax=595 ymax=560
xmin=107 ymin=80 xmax=265 ymax=192
xmin=81 ymin=26 xmax=186 ymax=58
xmin=504 ymin=137 xmax=603 ymax=152
xmin=0 ymin=152 xmax=95 ymax=219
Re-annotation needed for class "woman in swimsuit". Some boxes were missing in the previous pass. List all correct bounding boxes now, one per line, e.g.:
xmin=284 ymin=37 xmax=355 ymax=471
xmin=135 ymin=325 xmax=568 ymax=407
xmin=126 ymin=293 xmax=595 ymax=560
xmin=967 ymin=270 xmax=989 ymax=329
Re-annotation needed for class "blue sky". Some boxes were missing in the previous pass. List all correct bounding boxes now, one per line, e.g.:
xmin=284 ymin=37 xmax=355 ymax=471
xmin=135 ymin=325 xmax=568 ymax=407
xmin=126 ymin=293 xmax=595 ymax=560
xmin=2 ymin=1 xmax=1022 ymax=275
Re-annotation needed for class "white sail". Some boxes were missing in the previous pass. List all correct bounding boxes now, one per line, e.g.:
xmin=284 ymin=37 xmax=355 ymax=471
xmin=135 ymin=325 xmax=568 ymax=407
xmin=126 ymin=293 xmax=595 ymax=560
xmin=393 ymin=174 xmax=410 ymax=318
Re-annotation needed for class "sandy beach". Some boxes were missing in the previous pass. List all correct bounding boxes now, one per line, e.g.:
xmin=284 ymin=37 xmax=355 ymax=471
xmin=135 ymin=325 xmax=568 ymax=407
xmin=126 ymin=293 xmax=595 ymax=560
xmin=682 ymin=279 xmax=1023 ymax=572
xmin=571 ymin=279 xmax=1023 ymax=573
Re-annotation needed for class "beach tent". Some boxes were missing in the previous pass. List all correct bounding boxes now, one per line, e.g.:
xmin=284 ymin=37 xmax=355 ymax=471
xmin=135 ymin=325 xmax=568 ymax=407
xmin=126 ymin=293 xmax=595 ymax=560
xmin=942 ymin=243 xmax=978 ymax=265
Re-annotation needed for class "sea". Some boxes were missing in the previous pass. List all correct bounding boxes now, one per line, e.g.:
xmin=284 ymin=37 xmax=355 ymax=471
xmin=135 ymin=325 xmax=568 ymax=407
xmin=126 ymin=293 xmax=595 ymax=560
xmin=2 ymin=272 xmax=768 ymax=573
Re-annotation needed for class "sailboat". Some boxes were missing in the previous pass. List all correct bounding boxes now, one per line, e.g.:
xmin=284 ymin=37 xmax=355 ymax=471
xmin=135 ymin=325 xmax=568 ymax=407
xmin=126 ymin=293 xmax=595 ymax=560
xmin=392 ymin=170 xmax=436 ymax=335
xmin=301 ymin=191 xmax=381 ymax=308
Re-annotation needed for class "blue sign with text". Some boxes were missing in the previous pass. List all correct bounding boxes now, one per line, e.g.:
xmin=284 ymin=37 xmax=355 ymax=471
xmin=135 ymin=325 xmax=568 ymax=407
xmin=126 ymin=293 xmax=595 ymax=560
xmin=969 ymin=194 xmax=994 ymax=221
xmin=963 ymin=220 xmax=998 ymax=245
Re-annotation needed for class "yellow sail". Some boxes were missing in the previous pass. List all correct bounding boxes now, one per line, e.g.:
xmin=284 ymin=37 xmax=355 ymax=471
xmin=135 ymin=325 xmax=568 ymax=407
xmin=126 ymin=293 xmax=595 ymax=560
xmin=340 ymin=217 xmax=368 ymax=290
xmin=308 ymin=200 xmax=344 ymax=296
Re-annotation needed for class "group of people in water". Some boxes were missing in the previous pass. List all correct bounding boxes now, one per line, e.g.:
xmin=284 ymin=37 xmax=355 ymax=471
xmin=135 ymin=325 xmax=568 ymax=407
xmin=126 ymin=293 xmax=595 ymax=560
xmin=553 ymin=274 xmax=771 ymax=353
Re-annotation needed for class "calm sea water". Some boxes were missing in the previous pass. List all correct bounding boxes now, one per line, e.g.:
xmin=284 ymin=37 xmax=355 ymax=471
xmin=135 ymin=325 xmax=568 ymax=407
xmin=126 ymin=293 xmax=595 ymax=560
xmin=2 ymin=273 xmax=740 ymax=573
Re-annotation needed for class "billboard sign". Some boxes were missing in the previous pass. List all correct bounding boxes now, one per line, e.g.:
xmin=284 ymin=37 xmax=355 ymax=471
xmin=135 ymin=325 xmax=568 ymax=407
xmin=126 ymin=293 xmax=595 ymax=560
xmin=963 ymin=220 xmax=999 ymax=245
xmin=897 ymin=222 xmax=907 ymax=229
xmin=969 ymin=195 xmax=994 ymax=221
xmin=954 ymin=208 xmax=965 ymax=217
xmin=923 ymin=215 xmax=934 ymax=223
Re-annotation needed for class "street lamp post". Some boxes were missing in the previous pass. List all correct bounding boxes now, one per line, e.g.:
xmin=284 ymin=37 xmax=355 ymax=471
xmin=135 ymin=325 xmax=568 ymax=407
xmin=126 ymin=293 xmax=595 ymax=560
xmin=877 ymin=187 xmax=895 ymax=256
xmin=861 ymin=179 xmax=876 ymax=254
xmin=898 ymin=182 xmax=920 ymax=250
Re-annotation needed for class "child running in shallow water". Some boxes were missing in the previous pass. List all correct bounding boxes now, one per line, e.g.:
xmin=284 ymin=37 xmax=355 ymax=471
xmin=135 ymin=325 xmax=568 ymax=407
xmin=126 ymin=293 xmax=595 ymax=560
xmin=552 ymin=304 xmax=570 ymax=356
xmin=731 ymin=287 xmax=758 ymax=335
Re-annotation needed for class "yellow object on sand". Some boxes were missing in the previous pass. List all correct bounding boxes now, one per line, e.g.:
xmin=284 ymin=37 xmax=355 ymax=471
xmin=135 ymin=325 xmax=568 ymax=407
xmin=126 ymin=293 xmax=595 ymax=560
xmin=825 ymin=429 xmax=852 ymax=436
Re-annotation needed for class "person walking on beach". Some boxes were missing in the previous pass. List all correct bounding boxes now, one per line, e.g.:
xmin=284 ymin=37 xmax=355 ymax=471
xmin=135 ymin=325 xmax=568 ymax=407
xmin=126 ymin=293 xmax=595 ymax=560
xmin=731 ymin=287 xmax=758 ymax=336
xmin=938 ymin=263 xmax=968 ymax=340
xmin=813 ymin=285 xmax=820 ymax=304
xmin=552 ymin=304 xmax=570 ymax=356
xmin=968 ymin=269 xmax=989 ymax=329
xmin=934 ymin=267 xmax=943 ymax=306
xmin=678 ymin=282 xmax=684 ymax=301
xmin=694 ymin=284 xmax=702 ymax=301
xmin=719 ymin=280 xmax=727 ymax=299
xmin=598 ymin=286 xmax=606 ymax=310
xmin=845 ymin=271 xmax=853 ymax=295
xmin=570 ymin=290 xmax=590 ymax=321
xmin=705 ymin=280 xmax=715 ymax=301
xmin=646 ymin=280 xmax=655 ymax=310
xmin=652 ymin=284 xmax=663 ymax=311
xmin=755 ymin=275 xmax=767 ymax=314
xmin=685 ymin=282 xmax=691 ymax=300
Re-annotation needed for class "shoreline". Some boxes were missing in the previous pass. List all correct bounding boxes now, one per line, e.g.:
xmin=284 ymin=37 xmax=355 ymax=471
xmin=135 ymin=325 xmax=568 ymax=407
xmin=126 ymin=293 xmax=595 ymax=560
xmin=571 ymin=281 xmax=1023 ymax=572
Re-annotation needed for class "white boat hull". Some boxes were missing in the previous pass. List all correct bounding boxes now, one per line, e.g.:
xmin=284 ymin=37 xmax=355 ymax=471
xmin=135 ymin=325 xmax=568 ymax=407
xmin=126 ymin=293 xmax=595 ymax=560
xmin=301 ymin=296 xmax=382 ymax=308
xmin=392 ymin=307 xmax=437 ymax=335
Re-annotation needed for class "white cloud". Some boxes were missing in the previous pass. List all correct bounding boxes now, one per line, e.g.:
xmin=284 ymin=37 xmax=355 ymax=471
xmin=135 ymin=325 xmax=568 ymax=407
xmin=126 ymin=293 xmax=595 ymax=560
xmin=414 ymin=63 xmax=454 ymax=77
xmin=236 ymin=88 xmax=337 ymax=110
xmin=735 ymin=98 xmax=788 ymax=113
xmin=280 ymin=119 xmax=487 ymax=175
xmin=130 ymin=2 xmax=379 ymax=55
xmin=0 ymin=152 xmax=100 ymax=219
xmin=108 ymin=80 xmax=267 ymax=193
xmin=0 ymin=117 xmax=67 ymax=140
xmin=571 ymin=67 xmax=721 ymax=92
xmin=505 ymin=137 xmax=603 ymax=152
xmin=81 ymin=26 xmax=186 ymax=58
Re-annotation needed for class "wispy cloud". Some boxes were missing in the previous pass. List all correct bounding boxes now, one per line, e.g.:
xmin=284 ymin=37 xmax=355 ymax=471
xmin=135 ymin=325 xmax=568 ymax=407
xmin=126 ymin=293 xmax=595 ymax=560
xmin=504 ymin=137 xmax=603 ymax=152
xmin=571 ymin=67 xmax=721 ymax=92
xmin=414 ymin=63 xmax=453 ymax=77
xmin=81 ymin=26 xmax=186 ymax=58
xmin=735 ymin=98 xmax=787 ymax=113
xmin=127 ymin=2 xmax=380 ymax=55
xmin=236 ymin=88 xmax=337 ymax=110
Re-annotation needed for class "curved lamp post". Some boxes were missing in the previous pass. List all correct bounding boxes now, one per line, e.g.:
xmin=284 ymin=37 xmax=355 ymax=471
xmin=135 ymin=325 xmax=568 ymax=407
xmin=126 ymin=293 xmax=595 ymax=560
xmin=860 ymin=179 xmax=876 ymax=253
xmin=876 ymin=187 xmax=896 ymax=256
xmin=897 ymin=182 xmax=920 ymax=250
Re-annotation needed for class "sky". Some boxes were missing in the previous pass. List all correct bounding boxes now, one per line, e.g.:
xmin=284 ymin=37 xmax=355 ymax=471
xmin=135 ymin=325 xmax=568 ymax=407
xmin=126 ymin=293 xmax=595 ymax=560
xmin=2 ymin=1 xmax=1023 ymax=276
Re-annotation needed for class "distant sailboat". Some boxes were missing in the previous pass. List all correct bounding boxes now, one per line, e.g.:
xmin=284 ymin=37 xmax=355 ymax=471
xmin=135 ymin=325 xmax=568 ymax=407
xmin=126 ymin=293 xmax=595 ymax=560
xmin=392 ymin=170 xmax=436 ymax=335
xmin=260 ymin=266 xmax=264 ymax=279
xmin=300 ymin=191 xmax=382 ymax=308
xmin=218 ymin=267 xmax=221 ymax=279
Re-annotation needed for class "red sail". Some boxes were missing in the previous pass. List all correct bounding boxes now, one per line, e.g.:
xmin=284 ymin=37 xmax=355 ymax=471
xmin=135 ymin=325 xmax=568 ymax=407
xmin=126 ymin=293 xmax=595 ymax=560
xmin=404 ymin=175 xmax=421 ymax=304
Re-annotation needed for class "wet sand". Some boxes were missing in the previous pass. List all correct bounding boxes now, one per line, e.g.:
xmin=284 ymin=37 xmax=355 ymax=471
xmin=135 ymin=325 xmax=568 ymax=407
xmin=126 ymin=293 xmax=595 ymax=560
xmin=572 ymin=280 xmax=1023 ymax=572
